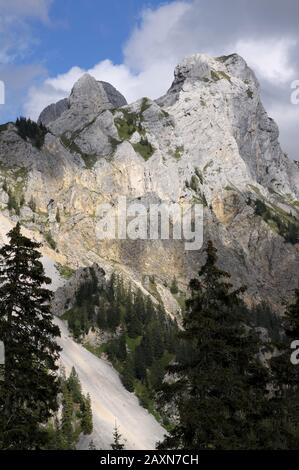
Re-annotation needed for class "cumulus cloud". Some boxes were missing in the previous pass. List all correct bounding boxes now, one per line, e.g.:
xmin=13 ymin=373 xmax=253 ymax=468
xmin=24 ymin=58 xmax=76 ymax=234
xmin=13 ymin=0 xmax=299 ymax=159
xmin=123 ymin=1 xmax=192 ymax=71
xmin=235 ymin=38 xmax=297 ymax=84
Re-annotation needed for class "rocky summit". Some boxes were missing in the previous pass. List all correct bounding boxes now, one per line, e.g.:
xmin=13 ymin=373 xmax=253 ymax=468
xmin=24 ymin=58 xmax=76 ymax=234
xmin=0 ymin=53 xmax=298 ymax=313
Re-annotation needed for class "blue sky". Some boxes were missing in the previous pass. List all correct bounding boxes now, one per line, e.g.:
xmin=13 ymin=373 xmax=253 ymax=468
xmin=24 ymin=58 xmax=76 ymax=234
xmin=28 ymin=0 xmax=162 ymax=74
xmin=0 ymin=0 xmax=298 ymax=159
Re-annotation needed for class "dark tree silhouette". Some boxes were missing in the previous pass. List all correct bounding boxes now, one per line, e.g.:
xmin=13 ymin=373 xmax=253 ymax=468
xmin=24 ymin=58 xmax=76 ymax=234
xmin=0 ymin=222 xmax=61 ymax=449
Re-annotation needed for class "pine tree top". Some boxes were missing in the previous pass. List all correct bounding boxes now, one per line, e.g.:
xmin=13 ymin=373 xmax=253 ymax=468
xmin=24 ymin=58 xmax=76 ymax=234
xmin=111 ymin=423 xmax=125 ymax=450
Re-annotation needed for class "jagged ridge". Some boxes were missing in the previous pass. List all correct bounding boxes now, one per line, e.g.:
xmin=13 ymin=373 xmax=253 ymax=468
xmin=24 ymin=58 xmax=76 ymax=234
xmin=0 ymin=53 xmax=298 ymax=309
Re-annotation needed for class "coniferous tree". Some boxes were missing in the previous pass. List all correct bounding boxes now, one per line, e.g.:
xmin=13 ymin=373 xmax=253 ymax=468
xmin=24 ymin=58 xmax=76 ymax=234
xmin=134 ymin=289 xmax=147 ymax=324
xmin=88 ymin=439 xmax=97 ymax=450
xmin=170 ymin=277 xmax=179 ymax=295
xmin=116 ymin=334 xmax=127 ymax=361
xmin=2 ymin=179 xmax=7 ymax=193
xmin=106 ymin=301 xmax=121 ymax=331
xmin=127 ymin=308 xmax=143 ymax=338
xmin=96 ymin=298 xmax=107 ymax=330
xmin=149 ymin=358 xmax=165 ymax=389
xmin=45 ymin=416 xmax=67 ymax=450
xmin=139 ymin=334 xmax=154 ymax=367
xmin=7 ymin=189 xmax=20 ymax=215
xmin=284 ymin=289 xmax=299 ymax=341
xmin=0 ymin=222 xmax=61 ymax=450
xmin=269 ymin=289 xmax=299 ymax=448
xmin=157 ymin=240 xmax=271 ymax=450
xmin=81 ymin=393 xmax=93 ymax=435
xmin=56 ymin=207 xmax=61 ymax=223
xmin=15 ymin=116 xmax=47 ymax=149
xmin=111 ymin=423 xmax=125 ymax=450
xmin=107 ymin=272 xmax=116 ymax=302
xmin=134 ymin=344 xmax=147 ymax=381
xmin=28 ymin=195 xmax=37 ymax=213
xmin=121 ymin=356 xmax=135 ymax=392
xmin=67 ymin=366 xmax=82 ymax=403
xmin=145 ymin=295 xmax=155 ymax=324
xmin=61 ymin=386 xmax=74 ymax=448
xmin=151 ymin=322 xmax=164 ymax=360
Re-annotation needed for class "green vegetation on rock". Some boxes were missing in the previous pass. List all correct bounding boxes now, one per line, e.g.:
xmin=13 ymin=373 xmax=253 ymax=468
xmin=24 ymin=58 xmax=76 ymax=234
xmin=114 ymin=105 xmax=156 ymax=160
xmin=187 ymin=174 xmax=208 ymax=206
xmin=133 ymin=137 xmax=154 ymax=161
xmin=115 ymin=109 xmax=142 ymax=140
xmin=140 ymin=97 xmax=151 ymax=114
xmin=169 ymin=145 xmax=184 ymax=161
xmin=190 ymin=175 xmax=199 ymax=192
xmin=44 ymin=231 xmax=57 ymax=250
xmin=55 ymin=263 xmax=75 ymax=280
xmin=0 ymin=123 xmax=9 ymax=132
xmin=0 ymin=164 xmax=28 ymax=215
xmin=61 ymin=133 xmax=97 ymax=169
xmin=195 ymin=167 xmax=204 ymax=184
xmin=251 ymin=198 xmax=299 ymax=244
xmin=170 ymin=277 xmax=179 ymax=295
xmin=211 ymin=70 xmax=232 ymax=83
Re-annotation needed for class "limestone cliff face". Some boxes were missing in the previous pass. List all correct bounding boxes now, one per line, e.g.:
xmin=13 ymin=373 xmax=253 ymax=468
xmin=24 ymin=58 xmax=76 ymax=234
xmin=0 ymin=53 xmax=298 ymax=311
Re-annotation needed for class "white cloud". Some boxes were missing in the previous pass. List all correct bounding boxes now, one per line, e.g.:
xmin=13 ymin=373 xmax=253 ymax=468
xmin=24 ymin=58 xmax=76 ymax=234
xmin=124 ymin=1 xmax=192 ymax=71
xmin=267 ymin=102 xmax=299 ymax=159
xmin=235 ymin=38 xmax=297 ymax=84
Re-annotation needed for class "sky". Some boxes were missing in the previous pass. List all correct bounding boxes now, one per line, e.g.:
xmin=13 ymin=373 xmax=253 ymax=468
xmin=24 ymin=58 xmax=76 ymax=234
xmin=0 ymin=0 xmax=298 ymax=159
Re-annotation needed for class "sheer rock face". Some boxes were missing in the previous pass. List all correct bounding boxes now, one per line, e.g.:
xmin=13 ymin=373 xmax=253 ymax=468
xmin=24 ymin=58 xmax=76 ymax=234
xmin=39 ymin=74 xmax=127 ymax=135
xmin=0 ymin=53 xmax=298 ymax=310
xmin=38 ymin=98 xmax=70 ymax=126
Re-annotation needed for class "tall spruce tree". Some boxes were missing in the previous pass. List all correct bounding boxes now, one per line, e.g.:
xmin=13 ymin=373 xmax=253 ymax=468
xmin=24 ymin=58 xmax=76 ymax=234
xmin=121 ymin=356 xmax=135 ymax=392
xmin=0 ymin=223 xmax=61 ymax=449
xmin=157 ymin=240 xmax=272 ymax=450
xmin=61 ymin=385 xmax=74 ymax=448
xmin=81 ymin=393 xmax=93 ymax=435
xmin=67 ymin=366 xmax=82 ymax=403
xmin=269 ymin=289 xmax=299 ymax=449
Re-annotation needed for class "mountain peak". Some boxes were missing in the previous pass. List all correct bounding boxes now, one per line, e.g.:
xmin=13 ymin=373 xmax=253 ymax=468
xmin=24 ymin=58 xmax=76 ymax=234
xmin=38 ymin=73 xmax=127 ymax=132
xmin=1 ymin=51 xmax=298 ymax=310
xmin=69 ymin=73 xmax=99 ymax=100
xmin=163 ymin=52 xmax=258 ymax=99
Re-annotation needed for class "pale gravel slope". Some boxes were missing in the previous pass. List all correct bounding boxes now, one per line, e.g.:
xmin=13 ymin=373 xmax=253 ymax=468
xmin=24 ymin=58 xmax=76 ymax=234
xmin=55 ymin=318 xmax=166 ymax=450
